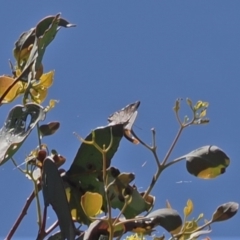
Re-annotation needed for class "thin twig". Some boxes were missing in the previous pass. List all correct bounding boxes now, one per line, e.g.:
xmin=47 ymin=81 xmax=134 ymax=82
xmin=5 ymin=183 xmax=41 ymax=240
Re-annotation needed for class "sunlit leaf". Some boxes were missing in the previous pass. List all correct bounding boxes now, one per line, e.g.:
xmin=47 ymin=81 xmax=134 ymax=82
xmin=199 ymin=109 xmax=207 ymax=118
xmin=166 ymin=200 xmax=172 ymax=209
xmin=184 ymin=199 xmax=193 ymax=218
xmin=39 ymin=121 xmax=60 ymax=137
xmin=30 ymin=70 xmax=54 ymax=103
xmin=188 ymin=229 xmax=212 ymax=240
xmin=0 ymin=103 xmax=45 ymax=165
xmin=108 ymin=101 xmax=140 ymax=144
xmin=185 ymin=145 xmax=230 ymax=179
xmin=42 ymin=157 xmax=76 ymax=239
xmin=81 ymin=192 xmax=103 ymax=217
xmin=0 ymin=75 xmax=24 ymax=103
xmin=211 ymin=202 xmax=239 ymax=222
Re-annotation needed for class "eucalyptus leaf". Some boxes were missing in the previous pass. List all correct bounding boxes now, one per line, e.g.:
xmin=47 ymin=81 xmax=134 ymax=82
xmin=145 ymin=208 xmax=182 ymax=234
xmin=39 ymin=121 xmax=60 ymax=137
xmin=67 ymin=124 xmax=124 ymax=183
xmin=0 ymin=103 xmax=45 ymax=165
xmin=211 ymin=202 xmax=239 ymax=222
xmin=187 ymin=229 xmax=212 ymax=240
xmin=42 ymin=157 xmax=76 ymax=240
xmin=108 ymin=101 xmax=140 ymax=144
xmin=185 ymin=145 xmax=230 ymax=179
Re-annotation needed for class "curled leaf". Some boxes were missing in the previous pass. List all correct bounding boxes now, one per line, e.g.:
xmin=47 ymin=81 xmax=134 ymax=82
xmin=146 ymin=208 xmax=182 ymax=234
xmin=211 ymin=202 xmax=239 ymax=222
xmin=108 ymin=101 xmax=140 ymax=144
xmin=184 ymin=199 xmax=193 ymax=218
xmin=39 ymin=121 xmax=60 ymax=137
xmin=185 ymin=145 xmax=230 ymax=179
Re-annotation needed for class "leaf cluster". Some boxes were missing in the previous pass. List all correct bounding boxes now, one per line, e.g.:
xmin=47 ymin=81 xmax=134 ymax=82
xmin=0 ymin=14 xmax=238 ymax=240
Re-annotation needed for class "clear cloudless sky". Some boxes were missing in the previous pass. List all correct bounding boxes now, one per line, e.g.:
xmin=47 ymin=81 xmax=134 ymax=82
xmin=0 ymin=1 xmax=240 ymax=240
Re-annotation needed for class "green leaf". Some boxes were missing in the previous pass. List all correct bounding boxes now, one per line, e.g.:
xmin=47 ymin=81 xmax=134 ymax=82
xmin=211 ymin=202 xmax=239 ymax=223
xmin=67 ymin=124 xmax=124 ymax=184
xmin=42 ymin=157 xmax=76 ymax=240
xmin=0 ymin=103 xmax=45 ymax=165
xmin=185 ymin=145 xmax=230 ymax=179
xmin=39 ymin=121 xmax=60 ymax=137
xmin=64 ymin=181 xmax=91 ymax=225
xmin=14 ymin=14 xmax=76 ymax=70
xmin=145 ymin=208 xmax=182 ymax=234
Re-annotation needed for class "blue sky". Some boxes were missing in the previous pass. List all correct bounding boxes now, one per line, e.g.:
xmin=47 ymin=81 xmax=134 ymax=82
xmin=0 ymin=1 xmax=240 ymax=239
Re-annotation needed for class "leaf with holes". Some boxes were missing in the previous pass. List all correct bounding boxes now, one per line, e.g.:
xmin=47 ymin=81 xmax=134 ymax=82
xmin=185 ymin=145 xmax=230 ymax=179
xmin=211 ymin=202 xmax=239 ymax=223
xmin=39 ymin=121 xmax=60 ymax=137
xmin=42 ymin=157 xmax=76 ymax=240
xmin=0 ymin=103 xmax=45 ymax=165
xmin=108 ymin=101 xmax=140 ymax=144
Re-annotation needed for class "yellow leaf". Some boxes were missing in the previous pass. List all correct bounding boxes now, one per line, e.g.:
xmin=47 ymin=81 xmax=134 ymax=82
xmin=197 ymin=165 xmax=226 ymax=179
xmin=184 ymin=199 xmax=193 ymax=218
xmin=36 ymin=70 xmax=54 ymax=88
xmin=0 ymin=76 xmax=24 ymax=103
xmin=199 ymin=109 xmax=207 ymax=118
xmin=81 ymin=192 xmax=103 ymax=217
xmin=30 ymin=87 xmax=48 ymax=104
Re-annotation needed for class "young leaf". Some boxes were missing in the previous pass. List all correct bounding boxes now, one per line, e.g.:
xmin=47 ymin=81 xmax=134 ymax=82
xmin=81 ymin=192 xmax=103 ymax=217
xmin=0 ymin=103 xmax=45 ymax=165
xmin=185 ymin=145 xmax=230 ymax=179
xmin=211 ymin=202 xmax=239 ymax=222
xmin=39 ymin=121 xmax=60 ymax=137
xmin=42 ymin=157 xmax=76 ymax=240
xmin=184 ymin=199 xmax=193 ymax=218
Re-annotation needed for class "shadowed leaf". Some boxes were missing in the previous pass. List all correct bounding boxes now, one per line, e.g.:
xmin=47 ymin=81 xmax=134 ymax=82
xmin=42 ymin=157 xmax=76 ymax=240
xmin=14 ymin=14 xmax=76 ymax=70
xmin=47 ymin=231 xmax=64 ymax=240
xmin=211 ymin=202 xmax=239 ymax=222
xmin=145 ymin=208 xmax=182 ymax=234
xmin=185 ymin=145 xmax=230 ymax=179
xmin=39 ymin=121 xmax=60 ymax=137
xmin=0 ymin=103 xmax=45 ymax=165
xmin=67 ymin=124 xmax=124 ymax=185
